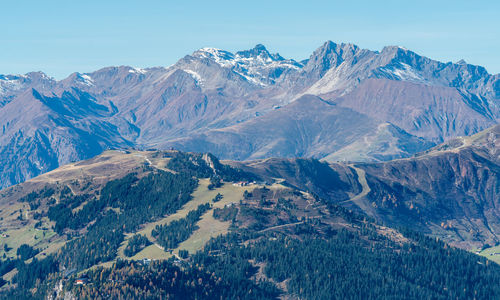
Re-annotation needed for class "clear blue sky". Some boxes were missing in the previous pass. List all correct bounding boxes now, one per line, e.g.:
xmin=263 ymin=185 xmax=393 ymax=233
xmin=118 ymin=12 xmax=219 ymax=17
xmin=1 ymin=0 xmax=499 ymax=79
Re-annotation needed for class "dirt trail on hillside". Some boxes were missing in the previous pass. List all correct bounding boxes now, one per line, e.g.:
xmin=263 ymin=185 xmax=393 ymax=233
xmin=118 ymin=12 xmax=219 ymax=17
xmin=338 ymin=166 xmax=374 ymax=215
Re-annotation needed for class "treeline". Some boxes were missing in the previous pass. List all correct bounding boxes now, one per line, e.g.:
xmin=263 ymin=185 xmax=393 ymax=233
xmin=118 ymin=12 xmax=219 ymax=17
xmin=55 ymin=170 xmax=198 ymax=269
xmin=46 ymin=169 xmax=198 ymax=236
xmin=152 ymin=203 xmax=211 ymax=249
xmin=47 ymin=193 xmax=92 ymax=234
xmin=124 ymin=234 xmax=151 ymax=257
xmin=213 ymin=205 xmax=238 ymax=222
xmin=0 ymin=259 xmax=16 ymax=288
xmin=9 ymin=204 xmax=500 ymax=299
xmin=0 ymin=169 xmax=201 ymax=297
xmin=68 ymin=259 xmax=279 ymax=299
xmin=166 ymin=151 xmax=258 ymax=182
xmin=0 ymin=255 xmax=59 ymax=299
xmin=18 ymin=186 xmax=57 ymax=211
xmin=14 ymin=256 xmax=58 ymax=293
xmin=1 ymin=159 xmax=205 ymax=297
xmin=193 ymin=228 xmax=500 ymax=300
xmin=0 ymin=244 xmax=40 ymax=289
xmin=167 ymin=152 xmax=213 ymax=178
xmin=16 ymin=244 xmax=38 ymax=261
xmin=19 ymin=186 xmax=56 ymax=203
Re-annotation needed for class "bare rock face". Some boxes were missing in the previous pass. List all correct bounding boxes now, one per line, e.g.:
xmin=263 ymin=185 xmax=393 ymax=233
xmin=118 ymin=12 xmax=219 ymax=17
xmin=0 ymin=42 xmax=499 ymax=189
xmin=335 ymin=78 xmax=494 ymax=142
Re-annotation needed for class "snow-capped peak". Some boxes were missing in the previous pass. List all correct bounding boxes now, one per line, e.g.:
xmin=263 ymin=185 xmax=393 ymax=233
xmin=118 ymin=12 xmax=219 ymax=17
xmin=194 ymin=48 xmax=235 ymax=67
xmin=194 ymin=45 xmax=296 ymax=68
xmin=190 ymin=45 xmax=304 ymax=86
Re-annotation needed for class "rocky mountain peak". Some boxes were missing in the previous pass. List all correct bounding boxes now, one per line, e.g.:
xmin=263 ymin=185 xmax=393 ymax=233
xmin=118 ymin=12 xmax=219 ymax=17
xmin=380 ymin=45 xmax=412 ymax=55
xmin=191 ymin=47 xmax=235 ymax=67
xmin=181 ymin=44 xmax=303 ymax=87
xmin=235 ymin=44 xmax=284 ymax=61
xmin=378 ymin=45 xmax=421 ymax=66
xmin=303 ymin=41 xmax=362 ymax=77
xmin=191 ymin=44 xmax=294 ymax=68
xmin=0 ymin=41 xmax=499 ymax=190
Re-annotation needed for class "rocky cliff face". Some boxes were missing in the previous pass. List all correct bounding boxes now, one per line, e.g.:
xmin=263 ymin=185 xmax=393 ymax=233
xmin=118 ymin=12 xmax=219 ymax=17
xmin=0 ymin=42 xmax=498 ymax=188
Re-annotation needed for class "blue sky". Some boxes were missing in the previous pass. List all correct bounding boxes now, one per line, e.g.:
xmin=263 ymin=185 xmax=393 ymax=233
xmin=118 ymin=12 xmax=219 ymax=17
xmin=1 ymin=0 xmax=499 ymax=79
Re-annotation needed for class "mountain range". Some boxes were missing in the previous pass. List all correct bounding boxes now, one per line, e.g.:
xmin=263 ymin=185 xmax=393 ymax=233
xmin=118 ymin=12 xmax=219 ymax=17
xmin=0 ymin=123 xmax=499 ymax=297
xmin=1 ymin=41 xmax=499 ymax=189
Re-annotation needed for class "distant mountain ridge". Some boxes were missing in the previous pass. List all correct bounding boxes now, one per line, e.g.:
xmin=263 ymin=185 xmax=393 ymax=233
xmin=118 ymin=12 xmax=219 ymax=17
xmin=0 ymin=41 xmax=499 ymax=188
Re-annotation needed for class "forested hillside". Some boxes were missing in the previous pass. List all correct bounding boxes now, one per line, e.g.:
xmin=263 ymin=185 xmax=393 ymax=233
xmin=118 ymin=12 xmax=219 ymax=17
xmin=0 ymin=150 xmax=499 ymax=299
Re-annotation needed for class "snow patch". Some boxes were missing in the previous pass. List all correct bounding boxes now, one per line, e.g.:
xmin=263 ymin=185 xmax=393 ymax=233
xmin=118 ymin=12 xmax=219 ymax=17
xmin=78 ymin=74 xmax=94 ymax=86
xmin=183 ymin=69 xmax=204 ymax=86
xmin=195 ymin=48 xmax=235 ymax=67
xmin=129 ymin=67 xmax=147 ymax=74
xmin=233 ymin=70 xmax=266 ymax=86
xmin=192 ymin=47 xmax=304 ymax=86
xmin=38 ymin=73 xmax=52 ymax=80
xmin=279 ymin=62 xmax=302 ymax=70
xmin=380 ymin=63 xmax=426 ymax=83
